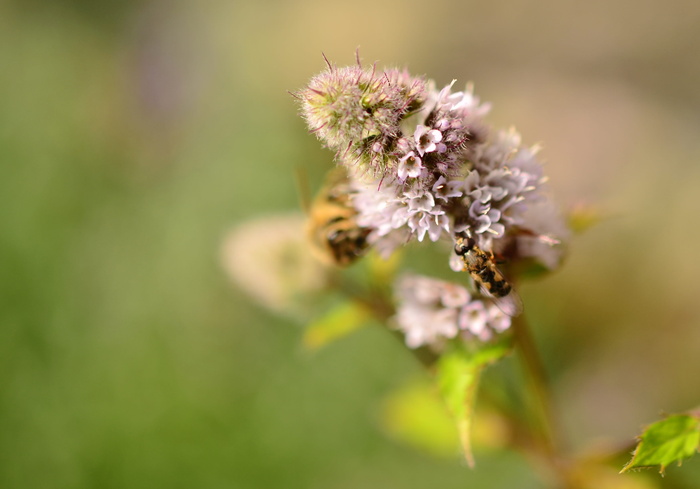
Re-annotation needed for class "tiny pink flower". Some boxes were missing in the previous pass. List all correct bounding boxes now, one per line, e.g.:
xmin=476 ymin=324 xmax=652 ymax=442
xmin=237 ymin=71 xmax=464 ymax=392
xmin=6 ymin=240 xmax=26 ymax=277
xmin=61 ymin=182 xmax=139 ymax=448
xmin=432 ymin=176 xmax=463 ymax=202
xmin=459 ymin=301 xmax=488 ymax=336
xmin=414 ymin=125 xmax=444 ymax=156
xmin=397 ymin=151 xmax=423 ymax=180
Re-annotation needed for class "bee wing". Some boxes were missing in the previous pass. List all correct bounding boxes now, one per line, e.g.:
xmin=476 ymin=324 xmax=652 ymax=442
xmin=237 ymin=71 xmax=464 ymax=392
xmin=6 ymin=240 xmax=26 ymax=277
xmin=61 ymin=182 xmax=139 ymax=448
xmin=473 ymin=260 xmax=523 ymax=317
xmin=485 ymin=286 xmax=523 ymax=317
xmin=460 ymin=249 xmax=481 ymax=269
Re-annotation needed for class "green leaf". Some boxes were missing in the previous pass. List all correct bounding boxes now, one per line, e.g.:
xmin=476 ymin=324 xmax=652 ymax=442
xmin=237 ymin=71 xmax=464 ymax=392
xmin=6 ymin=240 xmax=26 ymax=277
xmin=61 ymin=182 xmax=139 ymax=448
xmin=366 ymin=248 xmax=402 ymax=286
xmin=436 ymin=339 xmax=511 ymax=467
xmin=380 ymin=378 xmax=460 ymax=458
xmin=622 ymin=413 xmax=700 ymax=474
xmin=568 ymin=204 xmax=605 ymax=234
xmin=302 ymin=300 xmax=372 ymax=350
xmin=511 ymin=258 xmax=550 ymax=280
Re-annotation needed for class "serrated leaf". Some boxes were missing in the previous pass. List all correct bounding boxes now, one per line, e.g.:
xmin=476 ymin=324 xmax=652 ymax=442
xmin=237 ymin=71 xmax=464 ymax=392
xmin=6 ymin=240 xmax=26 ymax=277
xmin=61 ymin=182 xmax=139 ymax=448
xmin=302 ymin=300 xmax=371 ymax=350
xmin=436 ymin=339 xmax=511 ymax=467
xmin=622 ymin=414 xmax=700 ymax=474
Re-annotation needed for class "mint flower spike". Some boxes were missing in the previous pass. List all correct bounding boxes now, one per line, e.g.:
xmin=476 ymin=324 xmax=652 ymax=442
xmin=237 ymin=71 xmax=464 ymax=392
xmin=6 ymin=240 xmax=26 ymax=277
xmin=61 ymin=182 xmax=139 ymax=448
xmin=296 ymin=56 xmax=427 ymax=176
xmin=297 ymin=57 xmax=569 ymax=280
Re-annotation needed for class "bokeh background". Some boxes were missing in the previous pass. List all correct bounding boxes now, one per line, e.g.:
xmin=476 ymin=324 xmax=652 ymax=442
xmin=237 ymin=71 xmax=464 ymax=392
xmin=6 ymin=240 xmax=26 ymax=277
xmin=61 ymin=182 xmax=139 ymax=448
xmin=2 ymin=0 xmax=700 ymax=487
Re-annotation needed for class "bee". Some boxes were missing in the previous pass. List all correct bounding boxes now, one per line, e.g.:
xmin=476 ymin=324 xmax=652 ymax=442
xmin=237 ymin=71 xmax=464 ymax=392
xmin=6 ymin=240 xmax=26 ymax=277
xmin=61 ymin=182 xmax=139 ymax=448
xmin=306 ymin=167 xmax=371 ymax=267
xmin=454 ymin=234 xmax=523 ymax=317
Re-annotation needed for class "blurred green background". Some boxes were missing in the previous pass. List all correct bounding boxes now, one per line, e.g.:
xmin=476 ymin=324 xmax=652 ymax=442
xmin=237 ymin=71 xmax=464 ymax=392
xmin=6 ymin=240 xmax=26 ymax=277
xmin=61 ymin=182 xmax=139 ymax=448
xmin=2 ymin=0 xmax=700 ymax=487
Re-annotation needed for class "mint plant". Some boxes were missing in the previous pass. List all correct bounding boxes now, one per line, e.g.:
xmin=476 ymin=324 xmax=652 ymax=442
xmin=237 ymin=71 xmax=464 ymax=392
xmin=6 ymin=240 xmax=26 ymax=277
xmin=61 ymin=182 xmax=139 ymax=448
xmin=225 ymin=54 xmax=699 ymax=488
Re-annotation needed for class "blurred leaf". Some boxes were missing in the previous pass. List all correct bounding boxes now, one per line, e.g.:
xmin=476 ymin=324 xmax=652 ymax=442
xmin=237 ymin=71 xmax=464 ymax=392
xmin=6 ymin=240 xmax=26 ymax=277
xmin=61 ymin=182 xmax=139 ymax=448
xmin=380 ymin=378 xmax=460 ymax=458
xmin=380 ymin=377 xmax=513 ymax=459
xmin=568 ymin=204 xmax=605 ymax=234
xmin=622 ymin=413 xmax=700 ymax=474
xmin=342 ymin=249 xmax=403 ymax=297
xmin=437 ymin=339 xmax=511 ymax=467
xmin=366 ymin=249 xmax=403 ymax=286
xmin=302 ymin=300 xmax=372 ymax=350
xmin=512 ymin=259 xmax=550 ymax=280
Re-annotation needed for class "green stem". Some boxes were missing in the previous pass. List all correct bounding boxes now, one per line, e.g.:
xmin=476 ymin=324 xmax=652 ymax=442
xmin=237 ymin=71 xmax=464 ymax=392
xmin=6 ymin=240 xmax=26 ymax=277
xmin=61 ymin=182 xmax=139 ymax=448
xmin=512 ymin=313 xmax=569 ymax=484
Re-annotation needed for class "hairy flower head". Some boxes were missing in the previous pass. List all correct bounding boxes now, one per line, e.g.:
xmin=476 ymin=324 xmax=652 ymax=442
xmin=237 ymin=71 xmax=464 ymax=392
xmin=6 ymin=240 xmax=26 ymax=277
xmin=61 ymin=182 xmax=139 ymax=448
xmin=297 ymin=58 xmax=427 ymax=175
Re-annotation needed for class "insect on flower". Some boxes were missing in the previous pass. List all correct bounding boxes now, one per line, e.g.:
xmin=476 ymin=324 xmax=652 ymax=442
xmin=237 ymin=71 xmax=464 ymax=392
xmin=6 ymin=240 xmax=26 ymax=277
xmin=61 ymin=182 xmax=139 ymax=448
xmin=306 ymin=167 xmax=372 ymax=267
xmin=454 ymin=233 xmax=523 ymax=317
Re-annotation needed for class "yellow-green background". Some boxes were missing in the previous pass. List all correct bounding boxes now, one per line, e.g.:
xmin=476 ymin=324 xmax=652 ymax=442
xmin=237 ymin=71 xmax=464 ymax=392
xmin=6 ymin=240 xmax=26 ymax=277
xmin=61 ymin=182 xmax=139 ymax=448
xmin=2 ymin=0 xmax=699 ymax=487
